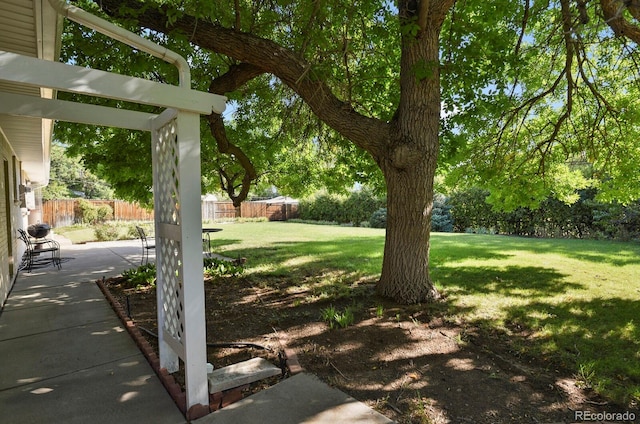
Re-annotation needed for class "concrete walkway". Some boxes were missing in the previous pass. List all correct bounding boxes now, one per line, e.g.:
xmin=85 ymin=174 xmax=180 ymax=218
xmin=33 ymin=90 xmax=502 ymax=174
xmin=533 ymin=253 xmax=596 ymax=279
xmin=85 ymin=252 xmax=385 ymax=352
xmin=195 ymin=372 xmax=393 ymax=424
xmin=0 ymin=239 xmax=184 ymax=424
xmin=0 ymin=238 xmax=393 ymax=423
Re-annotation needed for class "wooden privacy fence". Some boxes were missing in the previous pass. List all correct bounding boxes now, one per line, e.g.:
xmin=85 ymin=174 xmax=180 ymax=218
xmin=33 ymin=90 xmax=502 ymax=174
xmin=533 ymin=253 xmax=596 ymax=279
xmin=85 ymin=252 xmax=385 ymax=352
xmin=201 ymin=200 xmax=299 ymax=222
xmin=41 ymin=199 xmax=154 ymax=227
xmin=42 ymin=199 xmax=298 ymax=227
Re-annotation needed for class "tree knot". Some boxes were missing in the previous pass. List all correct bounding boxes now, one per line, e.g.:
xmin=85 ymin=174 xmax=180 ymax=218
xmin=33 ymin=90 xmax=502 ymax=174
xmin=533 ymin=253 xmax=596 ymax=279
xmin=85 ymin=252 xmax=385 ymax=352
xmin=390 ymin=144 xmax=422 ymax=170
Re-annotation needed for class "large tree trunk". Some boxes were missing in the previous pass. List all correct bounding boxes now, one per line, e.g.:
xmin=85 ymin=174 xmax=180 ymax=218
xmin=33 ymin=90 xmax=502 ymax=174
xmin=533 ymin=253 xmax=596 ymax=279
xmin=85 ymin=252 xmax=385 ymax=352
xmin=377 ymin=2 xmax=444 ymax=304
xmin=378 ymin=162 xmax=439 ymax=303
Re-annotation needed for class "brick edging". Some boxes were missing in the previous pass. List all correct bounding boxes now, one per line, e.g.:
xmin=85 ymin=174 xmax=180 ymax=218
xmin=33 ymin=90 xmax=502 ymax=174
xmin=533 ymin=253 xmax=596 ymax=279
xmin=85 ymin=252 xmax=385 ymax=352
xmin=96 ymin=277 xmax=305 ymax=421
xmin=95 ymin=278 xmax=190 ymax=414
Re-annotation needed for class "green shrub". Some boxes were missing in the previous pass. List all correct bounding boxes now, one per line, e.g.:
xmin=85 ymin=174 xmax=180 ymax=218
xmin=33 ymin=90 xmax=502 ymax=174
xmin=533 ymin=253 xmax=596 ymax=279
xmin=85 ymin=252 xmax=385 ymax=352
xmin=299 ymin=193 xmax=344 ymax=222
xmin=449 ymin=186 xmax=640 ymax=240
xmin=94 ymin=223 xmax=121 ymax=241
xmin=96 ymin=205 xmax=113 ymax=222
xmin=122 ymin=263 xmax=156 ymax=288
xmin=449 ymin=188 xmax=499 ymax=233
xmin=299 ymin=189 xmax=385 ymax=226
xmin=342 ymin=189 xmax=386 ymax=226
xmin=75 ymin=200 xmax=113 ymax=225
xmin=203 ymin=257 xmax=245 ymax=277
xmin=125 ymin=224 xmax=140 ymax=239
xmin=76 ymin=199 xmax=98 ymax=225
xmin=126 ymin=222 xmax=154 ymax=240
xmin=370 ymin=208 xmax=387 ymax=228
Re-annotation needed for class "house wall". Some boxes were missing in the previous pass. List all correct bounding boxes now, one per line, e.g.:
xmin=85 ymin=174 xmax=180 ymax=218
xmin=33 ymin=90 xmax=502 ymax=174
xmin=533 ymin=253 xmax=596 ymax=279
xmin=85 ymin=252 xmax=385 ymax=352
xmin=0 ymin=130 xmax=21 ymax=308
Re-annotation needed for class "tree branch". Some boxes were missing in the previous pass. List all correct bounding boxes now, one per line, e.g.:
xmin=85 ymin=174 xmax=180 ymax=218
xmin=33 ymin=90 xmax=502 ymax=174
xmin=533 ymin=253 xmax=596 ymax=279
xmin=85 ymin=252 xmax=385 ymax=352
xmin=600 ymin=0 xmax=640 ymax=43
xmin=206 ymin=63 xmax=264 ymax=206
xmin=95 ymin=0 xmax=389 ymax=162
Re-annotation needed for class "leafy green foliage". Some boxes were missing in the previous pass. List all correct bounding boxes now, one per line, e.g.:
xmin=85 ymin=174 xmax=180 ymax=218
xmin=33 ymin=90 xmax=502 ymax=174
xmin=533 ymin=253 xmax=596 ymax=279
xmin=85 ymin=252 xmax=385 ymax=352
xmin=75 ymin=200 xmax=96 ymax=225
xmin=440 ymin=1 xmax=640 ymax=206
xmin=448 ymin=188 xmax=500 ymax=233
xmin=203 ymin=257 xmax=245 ymax=277
xmin=299 ymin=193 xmax=343 ymax=223
xmin=121 ymin=263 xmax=157 ymax=288
xmin=342 ymin=188 xmax=387 ymax=225
xmin=41 ymin=143 xmax=114 ymax=200
xmin=299 ymin=190 xmax=385 ymax=226
xmin=320 ymin=304 xmax=355 ymax=329
xmin=449 ymin=187 xmax=640 ymax=240
xmin=75 ymin=200 xmax=113 ymax=225
xmin=94 ymin=222 xmax=121 ymax=241
xmin=56 ymin=0 xmax=391 ymax=202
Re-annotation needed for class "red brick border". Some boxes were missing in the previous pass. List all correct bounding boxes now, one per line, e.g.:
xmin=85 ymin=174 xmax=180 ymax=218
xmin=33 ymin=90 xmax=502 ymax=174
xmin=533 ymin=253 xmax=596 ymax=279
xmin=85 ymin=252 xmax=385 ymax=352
xmin=96 ymin=278 xmax=191 ymax=414
xmin=96 ymin=277 xmax=304 ymax=421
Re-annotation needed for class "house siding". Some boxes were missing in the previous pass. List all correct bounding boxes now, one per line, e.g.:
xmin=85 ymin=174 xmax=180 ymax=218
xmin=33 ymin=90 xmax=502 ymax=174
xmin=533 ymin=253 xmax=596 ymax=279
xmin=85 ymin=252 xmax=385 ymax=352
xmin=0 ymin=130 xmax=20 ymax=308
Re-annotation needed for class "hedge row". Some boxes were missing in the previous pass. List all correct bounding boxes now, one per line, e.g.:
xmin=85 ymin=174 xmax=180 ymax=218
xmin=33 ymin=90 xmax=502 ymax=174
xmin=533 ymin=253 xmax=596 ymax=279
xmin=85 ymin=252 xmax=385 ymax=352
xmin=298 ymin=191 xmax=454 ymax=231
xmin=298 ymin=190 xmax=386 ymax=226
xmin=449 ymin=187 xmax=640 ymax=241
xmin=299 ymin=187 xmax=638 ymax=241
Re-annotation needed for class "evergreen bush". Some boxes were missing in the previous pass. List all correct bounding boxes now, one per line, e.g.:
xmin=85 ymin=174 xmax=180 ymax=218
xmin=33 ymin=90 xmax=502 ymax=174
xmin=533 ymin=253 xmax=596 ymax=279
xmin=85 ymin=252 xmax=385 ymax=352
xmin=432 ymin=193 xmax=453 ymax=232
xmin=370 ymin=208 xmax=387 ymax=228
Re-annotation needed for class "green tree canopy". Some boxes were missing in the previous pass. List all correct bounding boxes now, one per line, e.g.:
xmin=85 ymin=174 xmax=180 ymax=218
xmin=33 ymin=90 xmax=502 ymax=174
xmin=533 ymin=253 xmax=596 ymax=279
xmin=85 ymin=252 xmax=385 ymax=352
xmin=439 ymin=1 xmax=640 ymax=209
xmin=41 ymin=142 xmax=114 ymax=200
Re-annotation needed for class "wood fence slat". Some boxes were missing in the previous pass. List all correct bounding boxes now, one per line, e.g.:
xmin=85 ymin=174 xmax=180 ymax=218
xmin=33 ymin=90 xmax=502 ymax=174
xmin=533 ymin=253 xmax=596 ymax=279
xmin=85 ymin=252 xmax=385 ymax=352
xmin=42 ymin=199 xmax=298 ymax=227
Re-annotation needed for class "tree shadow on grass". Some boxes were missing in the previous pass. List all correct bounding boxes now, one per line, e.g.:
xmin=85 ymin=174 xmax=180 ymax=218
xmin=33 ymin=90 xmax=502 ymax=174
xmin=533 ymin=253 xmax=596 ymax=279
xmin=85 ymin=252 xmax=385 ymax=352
xmin=434 ymin=265 xmax=579 ymax=297
xmin=525 ymin=240 xmax=640 ymax=267
xmin=207 ymin=238 xmax=242 ymax=252
xmin=432 ymin=233 xmax=640 ymax=267
xmin=281 ymin=302 xmax=583 ymax=424
xmin=212 ymin=236 xmax=385 ymax=278
xmin=430 ymin=234 xmax=514 ymax=264
xmin=497 ymin=297 xmax=640 ymax=405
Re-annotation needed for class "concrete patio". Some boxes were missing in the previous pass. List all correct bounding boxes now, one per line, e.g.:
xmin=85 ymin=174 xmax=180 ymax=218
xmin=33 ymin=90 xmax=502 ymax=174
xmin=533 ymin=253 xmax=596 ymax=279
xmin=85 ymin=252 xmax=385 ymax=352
xmin=0 ymin=238 xmax=393 ymax=423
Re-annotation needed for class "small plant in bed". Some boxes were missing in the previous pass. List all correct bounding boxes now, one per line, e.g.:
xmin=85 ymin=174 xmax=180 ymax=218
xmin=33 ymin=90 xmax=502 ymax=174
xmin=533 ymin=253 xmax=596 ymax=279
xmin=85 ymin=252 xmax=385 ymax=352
xmin=121 ymin=263 xmax=157 ymax=289
xmin=203 ymin=257 xmax=245 ymax=277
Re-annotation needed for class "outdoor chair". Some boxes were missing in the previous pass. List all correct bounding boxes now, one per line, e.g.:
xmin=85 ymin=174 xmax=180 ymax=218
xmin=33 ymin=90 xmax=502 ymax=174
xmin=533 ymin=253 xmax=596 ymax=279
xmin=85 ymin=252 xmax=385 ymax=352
xmin=135 ymin=226 xmax=155 ymax=265
xmin=17 ymin=228 xmax=61 ymax=272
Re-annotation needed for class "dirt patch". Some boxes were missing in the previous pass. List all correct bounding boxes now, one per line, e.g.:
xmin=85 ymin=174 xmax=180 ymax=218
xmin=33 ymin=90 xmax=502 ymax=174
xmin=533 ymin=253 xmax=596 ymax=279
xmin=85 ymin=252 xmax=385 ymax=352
xmin=102 ymin=275 xmax=638 ymax=423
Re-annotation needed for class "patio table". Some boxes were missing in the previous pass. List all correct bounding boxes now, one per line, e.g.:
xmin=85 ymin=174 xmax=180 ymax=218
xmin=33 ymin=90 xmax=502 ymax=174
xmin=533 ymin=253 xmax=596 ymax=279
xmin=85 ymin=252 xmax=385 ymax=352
xmin=202 ymin=228 xmax=223 ymax=255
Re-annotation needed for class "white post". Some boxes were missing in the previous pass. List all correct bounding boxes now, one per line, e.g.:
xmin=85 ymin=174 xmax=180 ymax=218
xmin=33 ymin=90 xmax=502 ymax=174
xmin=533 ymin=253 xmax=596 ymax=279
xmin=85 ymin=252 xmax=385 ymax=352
xmin=177 ymin=110 xmax=208 ymax=408
xmin=151 ymin=109 xmax=208 ymax=410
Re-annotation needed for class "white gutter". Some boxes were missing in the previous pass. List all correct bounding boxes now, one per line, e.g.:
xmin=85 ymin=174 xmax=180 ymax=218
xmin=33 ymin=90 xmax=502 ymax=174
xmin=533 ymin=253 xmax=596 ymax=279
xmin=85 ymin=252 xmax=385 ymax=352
xmin=47 ymin=0 xmax=191 ymax=88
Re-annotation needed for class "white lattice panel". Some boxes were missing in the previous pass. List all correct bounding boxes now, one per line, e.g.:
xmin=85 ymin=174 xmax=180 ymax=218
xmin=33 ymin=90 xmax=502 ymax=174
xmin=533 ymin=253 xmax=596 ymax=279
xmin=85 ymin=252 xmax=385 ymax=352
xmin=153 ymin=115 xmax=185 ymax=353
xmin=155 ymin=119 xmax=180 ymax=224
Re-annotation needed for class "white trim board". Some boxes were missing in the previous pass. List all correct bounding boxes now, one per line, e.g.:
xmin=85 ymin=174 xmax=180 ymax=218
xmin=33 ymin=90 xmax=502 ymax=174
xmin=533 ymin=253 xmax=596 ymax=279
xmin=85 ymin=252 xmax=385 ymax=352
xmin=0 ymin=92 xmax=157 ymax=131
xmin=0 ymin=50 xmax=226 ymax=115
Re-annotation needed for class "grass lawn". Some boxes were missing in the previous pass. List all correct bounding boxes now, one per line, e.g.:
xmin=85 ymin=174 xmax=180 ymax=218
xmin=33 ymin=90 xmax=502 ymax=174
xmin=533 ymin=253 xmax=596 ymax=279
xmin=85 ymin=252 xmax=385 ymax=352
xmin=54 ymin=225 xmax=96 ymax=243
xmin=206 ymin=221 xmax=640 ymax=405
